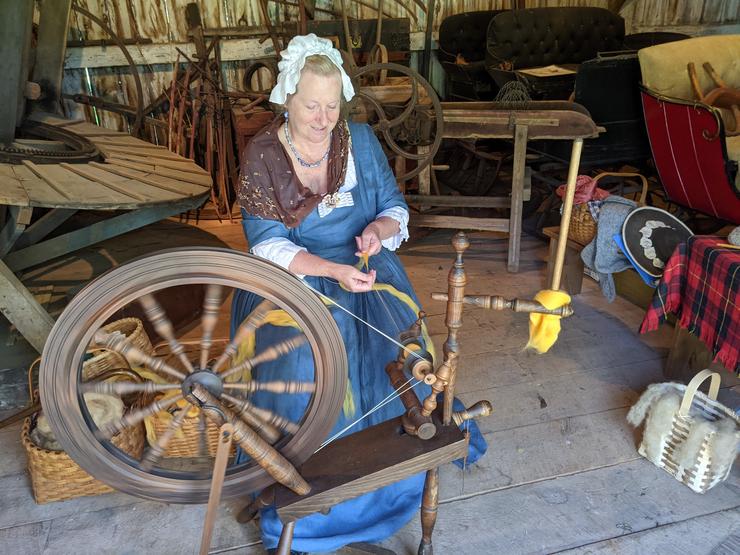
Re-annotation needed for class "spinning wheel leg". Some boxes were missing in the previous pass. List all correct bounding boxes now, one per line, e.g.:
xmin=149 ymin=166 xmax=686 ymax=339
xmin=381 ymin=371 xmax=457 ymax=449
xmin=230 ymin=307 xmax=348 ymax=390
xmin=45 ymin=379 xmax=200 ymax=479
xmin=418 ymin=467 xmax=439 ymax=555
xmin=276 ymin=521 xmax=297 ymax=555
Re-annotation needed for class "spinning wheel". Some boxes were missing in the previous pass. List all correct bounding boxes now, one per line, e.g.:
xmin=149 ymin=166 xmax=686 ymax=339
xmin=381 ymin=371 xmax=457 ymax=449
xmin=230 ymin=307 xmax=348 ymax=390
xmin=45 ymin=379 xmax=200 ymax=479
xmin=39 ymin=248 xmax=347 ymax=503
xmin=352 ymin=63 xmax=444 ymax=182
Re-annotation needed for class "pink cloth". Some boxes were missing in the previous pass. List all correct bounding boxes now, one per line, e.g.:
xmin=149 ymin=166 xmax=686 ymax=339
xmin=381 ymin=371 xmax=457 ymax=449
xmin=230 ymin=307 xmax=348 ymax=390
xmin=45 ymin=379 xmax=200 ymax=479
xmin=556 ymin=175 xmax=610 ymax=205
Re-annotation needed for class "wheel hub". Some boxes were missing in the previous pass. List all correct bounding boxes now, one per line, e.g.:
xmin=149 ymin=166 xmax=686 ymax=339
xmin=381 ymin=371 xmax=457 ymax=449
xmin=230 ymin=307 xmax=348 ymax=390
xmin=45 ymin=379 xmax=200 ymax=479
xmin=182 ymin=370 xmax=224 ymax=399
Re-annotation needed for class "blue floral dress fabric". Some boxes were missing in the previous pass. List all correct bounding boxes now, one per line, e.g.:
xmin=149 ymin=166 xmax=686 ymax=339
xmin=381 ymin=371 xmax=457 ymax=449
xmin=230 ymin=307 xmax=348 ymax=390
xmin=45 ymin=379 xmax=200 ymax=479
xmin=232 ymin=122 xmax=485 ymax=552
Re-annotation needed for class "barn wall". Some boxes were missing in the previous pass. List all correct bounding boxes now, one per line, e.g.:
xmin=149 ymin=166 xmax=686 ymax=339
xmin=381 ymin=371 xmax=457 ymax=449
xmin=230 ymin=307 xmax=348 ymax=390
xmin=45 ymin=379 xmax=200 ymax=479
xmin=58 ymin=0 xmax=739 ymax=131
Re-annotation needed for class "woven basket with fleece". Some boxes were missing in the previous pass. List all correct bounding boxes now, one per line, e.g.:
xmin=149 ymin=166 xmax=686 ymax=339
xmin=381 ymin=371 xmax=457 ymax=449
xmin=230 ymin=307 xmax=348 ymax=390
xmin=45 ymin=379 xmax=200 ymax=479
xmin=82 ymin=317 xmax=154 ymax=380
xmin=22 ymin=414 xmax=144 ymax=504
xmin=565 ymin=172 xmax=649 ymax=246
xmin=627 ymin=370 xmax=740 ymax=493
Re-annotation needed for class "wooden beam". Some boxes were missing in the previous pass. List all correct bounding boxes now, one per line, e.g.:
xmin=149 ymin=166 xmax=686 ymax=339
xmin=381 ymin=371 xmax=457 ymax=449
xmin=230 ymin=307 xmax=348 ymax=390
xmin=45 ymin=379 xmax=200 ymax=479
xmin=405 ymin=195 xmax=511 ymax=208
xmin=31 ymin=0 xmax=73 ymax=114
xmin=63 ymin=32 xmax=436 ymax=70
xmin=0 ymin=206 xmax=33 ymax=258
xmin=13 ymin=208 xmax=77 ymax=250
xmin=0 ymin=260 xmax=55 ymax=353
xmin=4 ymin=194 xmax=207 ymax=272
xmin=0 ymin=0 xmax=34 ymax=142
xmin=409 ymin=215 xmax=509 ymax=233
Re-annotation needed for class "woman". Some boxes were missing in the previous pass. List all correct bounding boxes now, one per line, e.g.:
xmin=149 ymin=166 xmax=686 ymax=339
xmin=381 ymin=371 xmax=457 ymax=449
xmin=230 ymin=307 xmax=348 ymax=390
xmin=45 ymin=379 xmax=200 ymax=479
xmin=233 ymin=34 xmax=484 ymax=553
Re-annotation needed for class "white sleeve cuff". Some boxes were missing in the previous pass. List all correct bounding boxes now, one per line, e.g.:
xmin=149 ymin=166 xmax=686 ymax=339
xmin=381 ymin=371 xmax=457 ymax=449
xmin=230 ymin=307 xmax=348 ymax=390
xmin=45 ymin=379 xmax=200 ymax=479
xmin=251 ymin=237 xmax=307 ymax=276
xmin=377 ymin=206 xmax=409 ymax=251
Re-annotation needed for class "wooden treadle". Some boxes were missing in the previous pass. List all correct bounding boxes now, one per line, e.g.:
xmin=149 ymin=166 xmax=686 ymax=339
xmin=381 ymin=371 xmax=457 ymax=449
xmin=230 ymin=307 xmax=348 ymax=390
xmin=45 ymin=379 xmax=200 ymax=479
xmin=274 ymin=415 xmax=468 ymax=522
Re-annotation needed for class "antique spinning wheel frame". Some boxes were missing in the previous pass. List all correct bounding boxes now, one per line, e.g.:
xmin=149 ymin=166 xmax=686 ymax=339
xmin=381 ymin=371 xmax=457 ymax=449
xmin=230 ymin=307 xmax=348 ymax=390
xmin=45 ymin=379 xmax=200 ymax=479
xmin=40 ymin=249 xmax=347 ymax=503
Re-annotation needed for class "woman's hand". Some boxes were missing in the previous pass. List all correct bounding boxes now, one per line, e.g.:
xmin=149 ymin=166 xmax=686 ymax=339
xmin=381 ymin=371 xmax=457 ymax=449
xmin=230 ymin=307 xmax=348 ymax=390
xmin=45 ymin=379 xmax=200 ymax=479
xmin=355 ymin=222 xmax=383 ymax=258
xmin=332 ymin=265 xmax=377 ymax=293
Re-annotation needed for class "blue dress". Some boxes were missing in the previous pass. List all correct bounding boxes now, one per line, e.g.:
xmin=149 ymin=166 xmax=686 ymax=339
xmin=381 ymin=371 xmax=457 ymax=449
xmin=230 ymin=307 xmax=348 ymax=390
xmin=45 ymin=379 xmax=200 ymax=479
xmin=232 ymin=123 xmax=485 ymax=552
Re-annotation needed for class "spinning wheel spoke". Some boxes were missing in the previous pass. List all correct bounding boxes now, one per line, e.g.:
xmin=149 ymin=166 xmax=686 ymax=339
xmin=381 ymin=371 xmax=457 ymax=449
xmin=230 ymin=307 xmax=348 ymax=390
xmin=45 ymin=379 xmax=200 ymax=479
xmin=81 ymin=381 xmax=180 ymax=396
xmin=197 ymin=411 xmax=208 ymax=459
xmin=193 ymin=386 xmax=309 ymax=495
xmin=94 ymin=330 xmax=186 ymax=382
xmin=96 ymin=393 xmax=184 ymax=440
xmin=199 ymin=284 xmax=223 ymax=369
xmin=139 ymin=407 xmax=189 ymax=471
xmin=139 ymin=294 xmax=195 ymax=373
xmin=223 ymin=380 xmax=316 ymax=395
xmin=211 ymin=299 xmax=276 ymax=373
xmin=222 ymin=393 xmax=300 ymax=436
xmin=219 ymin=334 xmax=307 ymax=381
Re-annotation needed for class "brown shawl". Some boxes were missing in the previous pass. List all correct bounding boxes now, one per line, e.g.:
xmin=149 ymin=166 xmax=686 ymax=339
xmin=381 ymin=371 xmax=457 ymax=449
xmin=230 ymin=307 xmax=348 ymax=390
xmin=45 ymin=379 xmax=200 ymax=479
xmin=237 ymin=116 xmax=351 ymax=228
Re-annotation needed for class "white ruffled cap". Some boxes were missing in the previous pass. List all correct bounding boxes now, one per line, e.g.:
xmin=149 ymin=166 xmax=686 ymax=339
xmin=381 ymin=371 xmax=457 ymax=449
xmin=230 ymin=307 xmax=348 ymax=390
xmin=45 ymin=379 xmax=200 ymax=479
xmin=269 ymin=33 xmax=355 ymax=105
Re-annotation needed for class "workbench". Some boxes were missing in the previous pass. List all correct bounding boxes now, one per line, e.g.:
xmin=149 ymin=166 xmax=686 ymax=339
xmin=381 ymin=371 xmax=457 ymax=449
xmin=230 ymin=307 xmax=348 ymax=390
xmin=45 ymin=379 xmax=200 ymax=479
xmin=410 ymin=101 xmax=601 ymax=272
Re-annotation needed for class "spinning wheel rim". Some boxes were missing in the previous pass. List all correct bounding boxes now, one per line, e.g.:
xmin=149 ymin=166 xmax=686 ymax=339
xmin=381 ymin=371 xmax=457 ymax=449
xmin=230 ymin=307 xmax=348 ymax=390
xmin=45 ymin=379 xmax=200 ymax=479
xmin=40 ymin=248 xmax=347 ymax=503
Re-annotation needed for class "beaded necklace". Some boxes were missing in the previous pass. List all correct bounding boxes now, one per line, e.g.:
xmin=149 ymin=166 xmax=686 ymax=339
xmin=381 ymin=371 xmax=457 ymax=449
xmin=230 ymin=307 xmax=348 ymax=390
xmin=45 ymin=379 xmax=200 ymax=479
xmin=284 ymin=122 xmax=331 ymax=169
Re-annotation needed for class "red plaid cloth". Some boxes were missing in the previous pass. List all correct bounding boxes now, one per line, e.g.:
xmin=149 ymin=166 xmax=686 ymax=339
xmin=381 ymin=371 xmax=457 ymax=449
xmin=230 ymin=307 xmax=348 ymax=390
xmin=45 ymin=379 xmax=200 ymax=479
xmin=640 ymin=236 xmax=740 ymax=375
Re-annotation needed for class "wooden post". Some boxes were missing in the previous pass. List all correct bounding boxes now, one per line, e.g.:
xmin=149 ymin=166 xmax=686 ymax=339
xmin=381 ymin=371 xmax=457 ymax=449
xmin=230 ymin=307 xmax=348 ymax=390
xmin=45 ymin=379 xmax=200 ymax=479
xmin=550 ymin=139 xmax=584 ymax=291
xmin=0 ymin=0 xmax=34 ymax=142
xmin=0 ymin=260 xmax=55 ymax=353
xmin=32 ymin=0 xmax=73 ymax=114
xmin=507 ymin=124 xmax=528 ymax=273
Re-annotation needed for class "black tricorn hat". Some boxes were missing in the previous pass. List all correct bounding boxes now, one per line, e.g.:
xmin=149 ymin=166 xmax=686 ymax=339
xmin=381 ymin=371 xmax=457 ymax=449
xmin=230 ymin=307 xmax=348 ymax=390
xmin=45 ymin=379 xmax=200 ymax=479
xmin=621 ymin=207 xmax=693 ymax=278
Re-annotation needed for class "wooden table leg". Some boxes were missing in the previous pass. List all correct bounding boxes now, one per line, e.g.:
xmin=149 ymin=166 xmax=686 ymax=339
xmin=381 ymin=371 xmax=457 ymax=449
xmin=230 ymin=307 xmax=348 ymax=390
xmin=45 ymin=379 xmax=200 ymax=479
xmin=417 ymin=467 xmax=439 ymax=555
xmin=507 ymin=124 xmax=528 ymax=273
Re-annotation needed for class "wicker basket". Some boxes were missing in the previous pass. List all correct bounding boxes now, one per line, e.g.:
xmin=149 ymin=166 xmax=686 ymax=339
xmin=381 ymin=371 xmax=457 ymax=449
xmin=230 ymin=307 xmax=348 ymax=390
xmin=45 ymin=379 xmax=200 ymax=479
xmin=21 ymin=416 xmax=145 ymax=504
xmin=82 ymin=317 xmax=154 ymax=380
xmin=148 ymin=406 xmax=224 ymax=457
xmin=634 ymin=370 xmax=740 ymax=494
xmin=567 ymin=172 xmax=649 ymax=246
xmin=146 ymin=338 xmax=232 ymax=457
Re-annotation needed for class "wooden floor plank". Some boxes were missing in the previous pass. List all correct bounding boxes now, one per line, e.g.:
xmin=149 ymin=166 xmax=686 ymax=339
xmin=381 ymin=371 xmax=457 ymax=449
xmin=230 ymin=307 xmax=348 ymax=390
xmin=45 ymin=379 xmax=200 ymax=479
xmin=0 ymin=500 xmax=262 ymax=555
xmin=0 ymin=424 xmax=26 ymax=478
xmin=380 ymin=461 xmax=740 ymax=555
xmin=0 ymin=471 xmax=139 ymax=530
xmin=457 ymin=359 xmax=664 ymax=433
xmin=560 ymin=507 xmax=740 ymax=555
xmin=438 ymin=407 xmax=643 ymax=500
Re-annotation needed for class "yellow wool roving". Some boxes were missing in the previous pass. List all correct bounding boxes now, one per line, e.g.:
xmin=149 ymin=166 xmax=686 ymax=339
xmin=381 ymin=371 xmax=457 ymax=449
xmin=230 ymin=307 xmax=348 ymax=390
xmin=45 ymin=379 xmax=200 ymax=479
xmin=525 ymin=289 xmax=571 ymax=354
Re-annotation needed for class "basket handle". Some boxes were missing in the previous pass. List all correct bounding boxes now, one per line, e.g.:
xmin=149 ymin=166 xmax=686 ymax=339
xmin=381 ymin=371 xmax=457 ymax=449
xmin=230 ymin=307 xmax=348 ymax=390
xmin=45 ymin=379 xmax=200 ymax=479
xmin=679 ymin=369 xmax=721 ymax=417
xmin=592 ymin=172 xmax=649 ymax=206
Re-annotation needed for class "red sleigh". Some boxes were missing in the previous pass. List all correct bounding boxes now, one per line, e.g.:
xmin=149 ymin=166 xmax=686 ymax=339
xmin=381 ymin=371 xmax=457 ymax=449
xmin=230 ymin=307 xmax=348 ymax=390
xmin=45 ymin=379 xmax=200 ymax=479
xmin=639 ymin=36 xmax=740 ymax=224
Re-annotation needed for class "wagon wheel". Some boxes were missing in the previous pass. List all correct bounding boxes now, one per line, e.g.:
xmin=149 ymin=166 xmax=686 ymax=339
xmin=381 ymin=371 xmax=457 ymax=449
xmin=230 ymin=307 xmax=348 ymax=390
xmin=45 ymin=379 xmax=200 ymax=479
xmin=352 ymin=63 xmax=444 ymax=182
xmin=40 ymin=248 xmax=347 ymax=503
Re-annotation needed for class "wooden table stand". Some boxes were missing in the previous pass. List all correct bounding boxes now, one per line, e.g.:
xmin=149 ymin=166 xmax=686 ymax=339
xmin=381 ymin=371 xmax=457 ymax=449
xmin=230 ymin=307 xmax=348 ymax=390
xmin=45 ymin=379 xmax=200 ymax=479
xmin=410 ymin=101 xmax=601 ymax=272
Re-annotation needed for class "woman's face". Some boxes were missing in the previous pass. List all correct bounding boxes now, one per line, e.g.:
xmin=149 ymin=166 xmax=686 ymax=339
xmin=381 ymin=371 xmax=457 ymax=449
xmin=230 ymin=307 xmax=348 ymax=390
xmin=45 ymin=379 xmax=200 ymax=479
xmin=285 ymin=69 xmax=342 ymax=145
